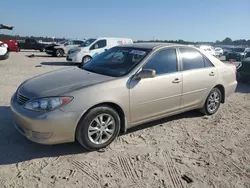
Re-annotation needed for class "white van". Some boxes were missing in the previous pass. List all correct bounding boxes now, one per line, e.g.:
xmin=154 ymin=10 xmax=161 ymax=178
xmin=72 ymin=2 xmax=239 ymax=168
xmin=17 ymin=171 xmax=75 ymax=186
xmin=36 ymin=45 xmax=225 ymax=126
xmin=67 ymin=37 xmax=133 ymax=63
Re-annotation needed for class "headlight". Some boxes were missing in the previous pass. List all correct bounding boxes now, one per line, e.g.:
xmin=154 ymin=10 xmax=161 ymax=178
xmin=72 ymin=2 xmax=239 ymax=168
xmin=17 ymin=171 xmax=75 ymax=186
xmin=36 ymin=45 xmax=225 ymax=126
xmin=24 ymin=97 xmax=73 ymax=111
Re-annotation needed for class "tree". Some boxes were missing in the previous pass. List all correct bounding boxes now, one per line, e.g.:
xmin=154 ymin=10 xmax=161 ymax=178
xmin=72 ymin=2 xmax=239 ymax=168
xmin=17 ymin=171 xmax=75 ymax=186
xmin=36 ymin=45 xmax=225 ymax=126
xmin=221 ymin=37 xmax=233 ymax=45
xmin=215 ymin=40 xmax=220 ymax=44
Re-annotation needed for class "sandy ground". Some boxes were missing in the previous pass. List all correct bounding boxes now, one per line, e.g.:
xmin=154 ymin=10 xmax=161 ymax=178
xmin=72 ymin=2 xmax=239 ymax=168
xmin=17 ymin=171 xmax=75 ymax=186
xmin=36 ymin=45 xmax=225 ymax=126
xmin=0 ymin=52 xmax=250 ymax=188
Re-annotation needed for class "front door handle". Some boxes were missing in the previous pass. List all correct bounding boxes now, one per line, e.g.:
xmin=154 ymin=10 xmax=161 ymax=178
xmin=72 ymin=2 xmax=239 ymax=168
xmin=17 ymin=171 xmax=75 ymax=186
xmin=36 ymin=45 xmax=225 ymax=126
xmin=172 ymin=78 xmax=181 ymax=83
xmin=209 ymin=72 xmax=215 ymax=76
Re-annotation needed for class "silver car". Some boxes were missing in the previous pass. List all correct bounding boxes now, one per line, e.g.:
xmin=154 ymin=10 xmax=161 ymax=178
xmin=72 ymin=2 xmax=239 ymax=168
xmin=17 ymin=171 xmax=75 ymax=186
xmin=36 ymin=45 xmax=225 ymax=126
xmin=11 ymin=43 xmax=237 ymax=150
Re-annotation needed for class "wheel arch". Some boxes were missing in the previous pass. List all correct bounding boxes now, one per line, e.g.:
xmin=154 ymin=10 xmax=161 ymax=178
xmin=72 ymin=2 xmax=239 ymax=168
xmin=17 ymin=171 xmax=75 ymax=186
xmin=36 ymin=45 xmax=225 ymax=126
xmin=214 ymin=84 xmax=225 ymax=103
xmin=75 ymin=102 xmax=127 ymax=140
xmin=82 ymin=55 xmax=92 ymax=62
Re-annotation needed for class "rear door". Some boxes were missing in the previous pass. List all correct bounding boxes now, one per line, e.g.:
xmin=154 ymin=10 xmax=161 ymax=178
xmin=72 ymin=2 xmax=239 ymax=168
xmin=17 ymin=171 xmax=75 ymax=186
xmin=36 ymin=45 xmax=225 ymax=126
xmin=178 ymin=47 xmax=217 ymax=109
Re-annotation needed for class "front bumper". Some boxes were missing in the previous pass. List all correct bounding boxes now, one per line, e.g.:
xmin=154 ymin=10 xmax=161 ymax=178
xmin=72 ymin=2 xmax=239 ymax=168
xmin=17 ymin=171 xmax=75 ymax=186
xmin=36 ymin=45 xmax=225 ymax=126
xmin=66 ymin=52 xmax=83 ymax=63
xmin=10 ymin=94 xmax=82 ymax=145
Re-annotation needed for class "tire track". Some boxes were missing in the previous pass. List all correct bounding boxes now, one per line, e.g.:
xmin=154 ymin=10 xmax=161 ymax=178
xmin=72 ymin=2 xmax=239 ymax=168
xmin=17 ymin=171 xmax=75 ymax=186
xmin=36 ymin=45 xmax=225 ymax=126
xmin=71 ymin=160 xmax=99 ymax=182
xmin=163 ymin=150 xmax=185 ymax=188
xmin=118 ymin=156 xmax=139 ymax=183
xmin=108 ymin=158 xmax=121 ymax=174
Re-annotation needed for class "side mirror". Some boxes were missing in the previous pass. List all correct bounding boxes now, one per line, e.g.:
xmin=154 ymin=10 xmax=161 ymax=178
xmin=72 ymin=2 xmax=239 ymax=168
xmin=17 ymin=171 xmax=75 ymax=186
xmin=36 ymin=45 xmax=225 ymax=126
xmin=94 ymin=44 xmax=98 ymax=49
xmin=135 ymin=69 xmax=156 ymax=79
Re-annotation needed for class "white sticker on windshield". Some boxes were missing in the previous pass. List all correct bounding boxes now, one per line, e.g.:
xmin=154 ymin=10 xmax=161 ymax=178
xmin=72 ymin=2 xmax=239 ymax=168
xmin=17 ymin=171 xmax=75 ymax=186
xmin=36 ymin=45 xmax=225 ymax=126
xmin=129 ymin=50 xmax=146 ymax=56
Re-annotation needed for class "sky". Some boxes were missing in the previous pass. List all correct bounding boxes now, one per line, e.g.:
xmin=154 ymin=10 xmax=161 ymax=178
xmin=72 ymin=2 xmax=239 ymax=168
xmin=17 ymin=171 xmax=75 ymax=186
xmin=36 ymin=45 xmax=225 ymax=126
xmin=1 ymin=0 xmax=250 ymax=41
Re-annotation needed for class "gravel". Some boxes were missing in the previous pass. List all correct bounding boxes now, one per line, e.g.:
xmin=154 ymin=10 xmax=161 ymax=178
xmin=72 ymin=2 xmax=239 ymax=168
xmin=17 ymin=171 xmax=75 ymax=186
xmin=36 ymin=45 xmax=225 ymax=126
xmin=0 ymin=51 xmax=250 ymax=188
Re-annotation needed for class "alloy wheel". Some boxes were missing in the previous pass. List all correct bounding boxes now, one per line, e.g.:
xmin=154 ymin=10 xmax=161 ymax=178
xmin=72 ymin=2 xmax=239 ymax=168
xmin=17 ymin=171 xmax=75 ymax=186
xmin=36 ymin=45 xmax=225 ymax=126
xmin=207 ymin=91 xmax=220 ymax=113
xmin=87 ymin=114 xmax=115 ymax=145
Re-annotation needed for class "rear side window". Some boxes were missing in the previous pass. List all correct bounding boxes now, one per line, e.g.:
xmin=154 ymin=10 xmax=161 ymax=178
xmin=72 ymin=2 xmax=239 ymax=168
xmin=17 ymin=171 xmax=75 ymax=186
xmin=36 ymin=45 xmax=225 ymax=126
xmin=179 ymin=48 xmax=209 ymax=71
xmin=204 ymin=57 xmax=214 ymax=67
xmin=143 ymin=48 xmax=178 ymax=75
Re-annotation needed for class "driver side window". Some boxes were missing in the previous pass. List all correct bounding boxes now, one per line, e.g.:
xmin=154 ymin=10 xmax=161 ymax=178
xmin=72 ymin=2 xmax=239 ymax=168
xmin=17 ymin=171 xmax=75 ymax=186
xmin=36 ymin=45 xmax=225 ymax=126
xmin=90 ymin=40 xmax=107 ymax=50
xmin=143 ymin=48 xmax=178 ymax=75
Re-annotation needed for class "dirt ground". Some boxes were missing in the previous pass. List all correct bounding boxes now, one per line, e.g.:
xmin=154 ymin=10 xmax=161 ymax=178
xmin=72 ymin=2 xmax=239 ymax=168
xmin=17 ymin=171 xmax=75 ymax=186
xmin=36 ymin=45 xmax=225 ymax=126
xmin=0 ymin=51 xmax=250 ymax=188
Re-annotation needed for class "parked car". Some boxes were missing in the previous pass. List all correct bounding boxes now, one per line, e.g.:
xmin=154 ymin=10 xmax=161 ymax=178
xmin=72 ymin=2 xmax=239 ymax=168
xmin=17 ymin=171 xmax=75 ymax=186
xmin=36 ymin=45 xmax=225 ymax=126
xmin=18 ymin=39 xmax=47 ymax=52
xmin=198 ymin=45 xmax=216 ymax=56
xmin=11 ymin=43 xmax=237 ymax=150
xmin=0 ymin=41 xmax=9 ymax=60
xmin=45 ymin=40 xmax=84 ymax=57
xmin=214 ymin=47 xmax=223 ymax=57
xmin=222 ymin=47 xmax=233 ymax=56
xmin=226 ymin=47 xmax=250 ymax=61
xmin=67 ymin=38 xmax=133 ymax=63
xmin=237 ymin=57 xmax=250 ymax=82
xmin=2 ymin=40 xmax=19 ymax=52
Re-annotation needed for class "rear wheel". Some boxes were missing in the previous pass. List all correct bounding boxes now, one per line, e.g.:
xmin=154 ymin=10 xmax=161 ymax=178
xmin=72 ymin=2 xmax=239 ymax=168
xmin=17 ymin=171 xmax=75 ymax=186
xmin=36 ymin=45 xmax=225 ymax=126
xmin=55 ymin=49 xmax=64 ymax=57
xmin=200 ymin=88 xmax=221 ymax=115
xmin=76 ymin=106 xmax=120 ymax=150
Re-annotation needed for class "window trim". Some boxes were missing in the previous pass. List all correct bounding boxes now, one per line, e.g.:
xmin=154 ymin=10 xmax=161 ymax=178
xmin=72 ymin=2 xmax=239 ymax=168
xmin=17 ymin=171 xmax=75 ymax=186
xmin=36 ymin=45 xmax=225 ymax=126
xmin=177 ymin=47 xmax=214 ymax=72
xmin=139 ymin=47 xmax=180 ymax=77
xmin=90 ymin=39 xmax=107 ymax=50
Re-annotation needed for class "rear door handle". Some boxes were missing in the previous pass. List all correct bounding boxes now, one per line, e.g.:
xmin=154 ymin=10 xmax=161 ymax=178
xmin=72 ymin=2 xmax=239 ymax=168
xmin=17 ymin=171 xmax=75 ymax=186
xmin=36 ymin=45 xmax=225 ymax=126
xmin=209 ymin=72 xmax=215 ymax=76
xmin=172 ymin=78 xmax=181 ymax=83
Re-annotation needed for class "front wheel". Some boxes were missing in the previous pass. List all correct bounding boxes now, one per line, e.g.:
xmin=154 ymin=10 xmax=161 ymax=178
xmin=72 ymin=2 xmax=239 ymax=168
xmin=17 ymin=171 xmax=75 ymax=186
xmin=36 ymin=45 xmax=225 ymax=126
xmin=55 ymin=49 xmax=64 ymax=57
xmin=200 ymin=88 xmax=221 ymax=115
xmin=82 ymin=56 xmax=92 ymax=64
xmin=76 ymin=106 xmax=120 ymax=150
xmin=39 ymin=48 xmax=45 ymax=52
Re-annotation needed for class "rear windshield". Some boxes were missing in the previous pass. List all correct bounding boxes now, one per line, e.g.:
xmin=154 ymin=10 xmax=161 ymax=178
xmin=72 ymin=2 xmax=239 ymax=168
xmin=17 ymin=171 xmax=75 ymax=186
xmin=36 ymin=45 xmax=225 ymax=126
xmin=234 ymin=48 xmax=245 ymax=52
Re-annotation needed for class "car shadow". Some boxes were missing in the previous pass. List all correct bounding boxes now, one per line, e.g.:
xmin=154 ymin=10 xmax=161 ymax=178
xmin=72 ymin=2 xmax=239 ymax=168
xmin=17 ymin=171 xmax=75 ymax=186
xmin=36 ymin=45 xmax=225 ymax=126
xmin=0 ymin=105 xmax=202 ymax=165
xmin=0 ymin=106 xmax=87 ymax=165
xmin=126 ymin=110 xmax=202 ymax=134
xmin=41 ymin=62 xmax=75 ymax=66
xmin=235 ymin=82 xmax=250 ymax=93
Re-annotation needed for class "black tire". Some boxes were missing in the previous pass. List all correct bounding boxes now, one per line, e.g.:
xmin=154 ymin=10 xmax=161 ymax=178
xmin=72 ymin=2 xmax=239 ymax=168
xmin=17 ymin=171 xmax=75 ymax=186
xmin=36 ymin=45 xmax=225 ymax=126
xmin=200 ymin=88 xmax=222 ymax=115
xmin=76 ymin=106 xmax=120 ymax=150
xmin=39 ymin=48 xmax=45 ymax=52
xmin=82 ymin=56 xmax=92 ymax=64
xmin=4 ymin=51 xmax=9 ymax=60
xmin=55 ymin=49 xmax=64 ymax=57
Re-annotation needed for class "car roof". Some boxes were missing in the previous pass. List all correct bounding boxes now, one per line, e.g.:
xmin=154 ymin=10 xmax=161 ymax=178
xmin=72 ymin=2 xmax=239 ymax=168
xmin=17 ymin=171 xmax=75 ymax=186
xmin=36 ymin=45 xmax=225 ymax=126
xmin=121 ymin=42 xmax=187 ymax=50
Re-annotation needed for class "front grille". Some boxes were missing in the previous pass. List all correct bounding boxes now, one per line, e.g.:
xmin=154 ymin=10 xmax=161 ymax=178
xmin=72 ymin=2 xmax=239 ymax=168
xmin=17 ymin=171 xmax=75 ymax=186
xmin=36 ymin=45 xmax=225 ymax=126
xmin=17 ymin=94 xmax=30 ymax=105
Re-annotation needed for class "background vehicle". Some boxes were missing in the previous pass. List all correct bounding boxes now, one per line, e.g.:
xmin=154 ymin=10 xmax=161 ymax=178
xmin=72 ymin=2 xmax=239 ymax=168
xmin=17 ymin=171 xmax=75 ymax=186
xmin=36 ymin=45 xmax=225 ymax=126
xmin=45 ymin=40 xmax=84 ymax=57
xmin=11 ymin=43 xmax=237 ymax=150
xmin=67 ymin=37 xmax=133 ymax=63
xmin=18 ymin=38 xmax=47 ymax=52
xmin=226 ymin=47 xmax=250 ymax=61
xmin=2 ymin=40 xmax=19 ymax=52
xmin=237 ymin=57 xmax=250 ymax=82
xmin=0 ymin=41 xmax=9 ymax=60
xmin=222 ymin=47 xmax=233 ymax=56
xmin=198 ymin=45 xmax=216 ymax=56
xmin=214 ymin=47 xmax=223 ymax=57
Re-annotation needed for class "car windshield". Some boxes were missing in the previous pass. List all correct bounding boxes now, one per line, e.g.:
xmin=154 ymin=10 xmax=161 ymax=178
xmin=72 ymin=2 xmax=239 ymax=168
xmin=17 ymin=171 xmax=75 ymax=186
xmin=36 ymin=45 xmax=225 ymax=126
xmin=234 ymin=48 xmax=245 ymax=52
xmin=81 ymin=47 xmax=151 ymax=77
xmin=79 ymin=39 xmax=96 ymax=47
xmin=215 ymin=49 xmax=221 ymax=51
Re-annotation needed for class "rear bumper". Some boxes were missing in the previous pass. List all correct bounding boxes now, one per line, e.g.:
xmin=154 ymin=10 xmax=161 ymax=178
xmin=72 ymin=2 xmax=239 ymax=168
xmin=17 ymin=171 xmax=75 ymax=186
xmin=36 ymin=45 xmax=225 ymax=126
xmin=225 ymin=81 xmax=237 ymax=97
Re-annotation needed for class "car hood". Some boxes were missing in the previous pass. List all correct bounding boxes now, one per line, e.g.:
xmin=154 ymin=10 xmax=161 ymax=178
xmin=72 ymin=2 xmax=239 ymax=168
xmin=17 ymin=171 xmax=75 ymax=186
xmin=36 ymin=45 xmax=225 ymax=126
xmin=18 ymin=67 xmax=115 ymax=98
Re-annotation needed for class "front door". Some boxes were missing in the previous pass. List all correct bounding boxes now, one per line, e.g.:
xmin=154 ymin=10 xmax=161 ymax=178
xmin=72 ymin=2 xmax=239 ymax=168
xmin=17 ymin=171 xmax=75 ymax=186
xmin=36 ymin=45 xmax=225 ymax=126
xmin=178 ymin=47 xmax=218 ymax=109
xmin=129 ymin=48 xmax=182 ymax=123
xmin=89 ymin=40 xmax=107 ymax=58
